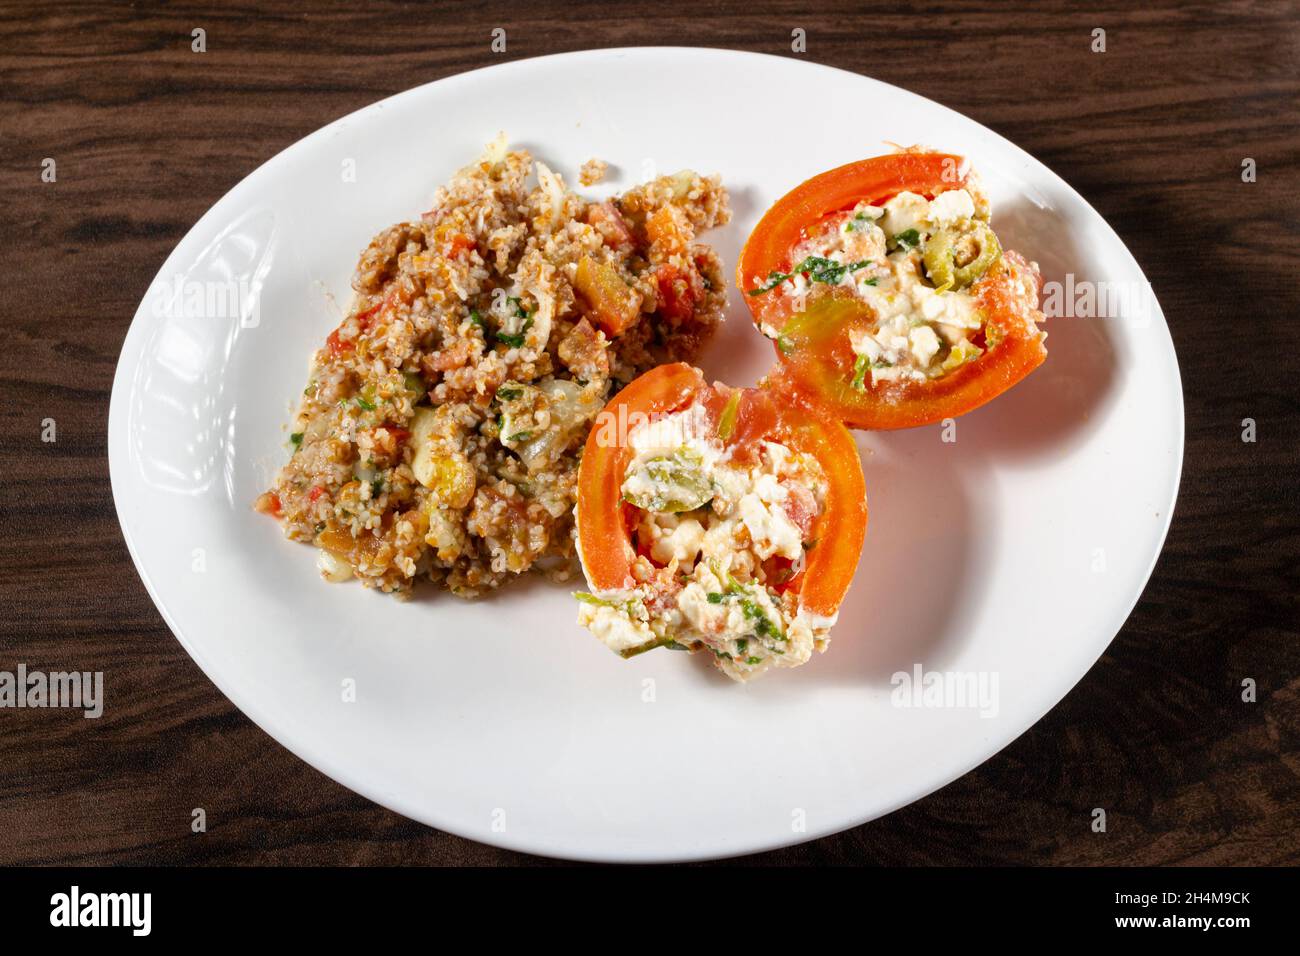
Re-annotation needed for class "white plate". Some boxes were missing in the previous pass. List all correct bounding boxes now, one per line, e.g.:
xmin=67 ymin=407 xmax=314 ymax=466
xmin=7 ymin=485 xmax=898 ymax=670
xmin=109 ymin=48 xmax=1182 ymax=862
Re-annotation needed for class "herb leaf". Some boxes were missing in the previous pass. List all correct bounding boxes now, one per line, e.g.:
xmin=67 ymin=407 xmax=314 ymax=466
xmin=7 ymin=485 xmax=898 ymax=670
xmin=747 ymin=256 xmax=875 ymax=295
xmin=893 ymin=228 xmax=921 ymax=251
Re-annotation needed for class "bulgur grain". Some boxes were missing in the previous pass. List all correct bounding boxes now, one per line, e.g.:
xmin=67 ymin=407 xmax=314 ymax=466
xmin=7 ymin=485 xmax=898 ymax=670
xmin=579 ymin=158 xmax=608 ymax=186
xmin=262 ymin=142 xmax=730 ymax=597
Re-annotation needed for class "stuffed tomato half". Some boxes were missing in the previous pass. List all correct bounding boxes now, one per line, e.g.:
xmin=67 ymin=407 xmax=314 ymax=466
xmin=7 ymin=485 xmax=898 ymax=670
xmin=574 ymin=363 xmax=866 ymax=681
xmin=738 ymin=150 xmax=1048 ymax=430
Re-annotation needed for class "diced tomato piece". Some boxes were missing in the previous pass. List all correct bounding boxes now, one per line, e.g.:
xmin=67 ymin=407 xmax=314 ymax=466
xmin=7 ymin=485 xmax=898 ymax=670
xmin=654 ymin=264 xmax=697 ymax=323
xmin=326 ymin=327 xmax=353 ymax=357
xmin=762 ymin=555 xmax=798 ymax=592
xmin=308 ymin=485 xmax=326 ymax=503
xmin=574 ymin=255 xmax=641 ymax=336
xmin=356 ymin=300 xmax=383 ymax=331
xmin=700 ymin=384 xmax=779 ymax=463
xmin=326 ymin=298 xmax=386 ymax=357
xmin=426 ymin=340 xmax=472 ymax=372
xmin=585 ymin=201 xmax=635 ymax=248
xmin=447 ymin=233 xmax=476 ymax=258
xmin=782 ymin=483 xmax=819 ymax=539
xmin=645 ymin=205 xmax=692 ymax=256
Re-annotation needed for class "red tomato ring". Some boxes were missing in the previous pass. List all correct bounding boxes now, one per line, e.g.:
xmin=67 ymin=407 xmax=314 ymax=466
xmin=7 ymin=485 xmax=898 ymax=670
xmin=738 ymin=152 xmax=1047 ymax=430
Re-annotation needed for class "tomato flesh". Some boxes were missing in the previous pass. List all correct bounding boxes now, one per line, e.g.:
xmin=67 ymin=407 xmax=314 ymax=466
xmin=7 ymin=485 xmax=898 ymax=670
xmin=737 ymin=152 xmax=1046 ymax=429
xmin=576 ymin=363 xmax=867 ymax=620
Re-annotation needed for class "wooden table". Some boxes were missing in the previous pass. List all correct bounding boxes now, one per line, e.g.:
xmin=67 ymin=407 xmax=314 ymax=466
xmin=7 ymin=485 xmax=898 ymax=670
xmin=2 ymin=0 xmax=1297 ymax=865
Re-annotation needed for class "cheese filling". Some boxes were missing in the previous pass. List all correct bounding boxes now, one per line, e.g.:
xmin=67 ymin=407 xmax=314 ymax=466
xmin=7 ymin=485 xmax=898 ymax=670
xmin=757 ymin=188 xmax=1000 ymax=387
xmin=576 ymin=402 xmax=831 ymax=682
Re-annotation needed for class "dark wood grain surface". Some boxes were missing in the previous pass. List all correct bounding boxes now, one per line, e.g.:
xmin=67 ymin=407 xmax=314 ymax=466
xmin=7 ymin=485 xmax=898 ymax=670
xmin=1 ymin=0 xmax=1297 ymax=865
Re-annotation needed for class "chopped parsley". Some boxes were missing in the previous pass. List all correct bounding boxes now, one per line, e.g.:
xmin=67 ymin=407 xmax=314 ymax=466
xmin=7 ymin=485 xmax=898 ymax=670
xmin=573 ymin=591 xmax=645 ymax=619
xmin=496 ymin=308 xmax=534 ymax=350
xmin=705 ymin=574 xmax=786 ymax=643
xmin=289 ymin=432 xmax=304 ymax=448
xmin=354 ymin=396 xmax=376 ymax=411
xmin=893 ymin=228 xmax=921 ymax=251
xmin=747 ymin=256 xmax=875 ymax=295
xmin=844 ymin=212 xmax=872 ymax=232
xmin=739 ymin=597 xmax=783 ymax=641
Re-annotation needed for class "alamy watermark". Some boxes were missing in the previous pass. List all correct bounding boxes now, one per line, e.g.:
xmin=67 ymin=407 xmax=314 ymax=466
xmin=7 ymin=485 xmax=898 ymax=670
xmin=50 ymin=886 xmax=150 ymax=936
xmin=1041 ymin=273 xmax=1155 ymax=328
xmin=890 ymin=663 xmax=999 ymax=718
xmin=0 ymin=664 xmax=103 ymax=718
xmin=147 ymin=273 xmax=261 ymax=327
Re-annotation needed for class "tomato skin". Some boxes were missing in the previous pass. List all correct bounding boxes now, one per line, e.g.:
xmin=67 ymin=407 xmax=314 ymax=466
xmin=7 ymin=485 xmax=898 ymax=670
xmin=737 ymin=152 xmax=1046 ymax=429
xmin=575 ymin=363 xmax=867 ymax=620
xmin=769 ymin=259 xmax=1047 ymax=430
xmin=577 ymin=364 xmax=704 ymax=591
xmin=738 ymin=152 xmax=969 ymax=331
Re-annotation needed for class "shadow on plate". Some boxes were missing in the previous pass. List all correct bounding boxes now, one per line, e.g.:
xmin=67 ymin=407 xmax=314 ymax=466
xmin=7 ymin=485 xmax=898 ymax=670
xmin=781 ymin=430 xmax=987 ymax=690
xmin=762 ymin=197 xmax=1125 ymax=690
xmin=955 ymin=196 xmax=1121 ymax=460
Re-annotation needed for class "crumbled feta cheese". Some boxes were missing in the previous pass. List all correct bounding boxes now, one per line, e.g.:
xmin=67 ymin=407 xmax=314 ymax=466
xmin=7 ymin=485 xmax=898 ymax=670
xmin=927 ymin=189 xmax=975 ymax=226
xmin=909 ymin=325 xmax=941 ymax=367
xmin=880 ymin=191 xmax=930 ymax=239
xmin=649 ymin=515 xmax=705 ymax=565
xmin=578 ymin=602 xmax=654 ymax=654
xmin=753 ymin=471 xmax=788 ymax=504
xmin=871 ymin=364 xmax=904 ymax=386
xmin=578 ymin=397 xmax=838 ymax=681
xmin=850 ymin=329 xmax=883 ymax=362
xmin=739 ymin=493 xmax=804 ymax=560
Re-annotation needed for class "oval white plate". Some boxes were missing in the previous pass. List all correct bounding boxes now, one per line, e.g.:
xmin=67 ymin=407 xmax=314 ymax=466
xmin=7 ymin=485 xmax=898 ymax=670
xmin=109 ymin=48 xmax=1182 ymax=862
